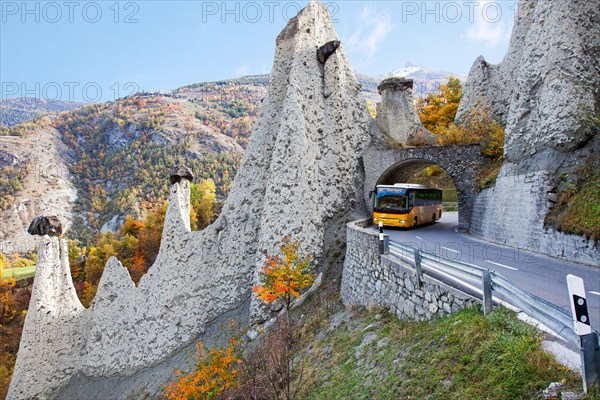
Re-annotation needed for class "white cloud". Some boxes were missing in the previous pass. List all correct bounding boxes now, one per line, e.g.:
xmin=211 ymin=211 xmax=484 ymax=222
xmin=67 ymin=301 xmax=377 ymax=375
xmin=465 ymin=1 xmax=511 ymax=47
xmin=235 ymin=65 xmax=249 ymax=76
xmin=348 ymin=6 xmax=393 ymax=58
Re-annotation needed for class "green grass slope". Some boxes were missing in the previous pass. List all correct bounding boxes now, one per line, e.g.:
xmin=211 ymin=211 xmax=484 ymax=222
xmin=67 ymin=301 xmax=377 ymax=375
xmin=296 ymin=304 xmax=588 ymax=400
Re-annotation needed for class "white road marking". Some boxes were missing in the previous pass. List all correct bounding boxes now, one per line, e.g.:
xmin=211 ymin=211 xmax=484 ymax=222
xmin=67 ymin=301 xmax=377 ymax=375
xmin=441 ymin=246 xmax=460 ymax=254
xmin=415 ymin=236 xmax=423 ymax=240
xmin=485 ymin=260 xmax=519 ymax=271
xmin=589 ymin=291 xmax=600 ymax=296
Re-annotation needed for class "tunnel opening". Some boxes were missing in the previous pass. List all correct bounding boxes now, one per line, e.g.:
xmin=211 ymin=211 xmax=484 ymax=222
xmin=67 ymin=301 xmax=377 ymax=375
xmin=373 ymin=159 xmax=461 ymax=230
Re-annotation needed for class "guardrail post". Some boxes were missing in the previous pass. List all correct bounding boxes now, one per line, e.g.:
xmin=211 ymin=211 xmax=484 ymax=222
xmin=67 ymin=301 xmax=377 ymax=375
xmin=567 ymin=274 xmax=600 ymax=393
xmin=580 ymin=333 xmax=600 ymax=392
xmin=482 ymin=271 xmax=492 ymax=315
xmin=413 ymin=248 xmax=423 ymax=287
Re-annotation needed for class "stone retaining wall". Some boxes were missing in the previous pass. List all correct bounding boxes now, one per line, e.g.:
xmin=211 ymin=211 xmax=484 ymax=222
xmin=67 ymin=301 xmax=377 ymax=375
xmin=470 ymin=168 xmax=600 ymax=266
xmin=341 ymin=220 xmax=479 ymax=320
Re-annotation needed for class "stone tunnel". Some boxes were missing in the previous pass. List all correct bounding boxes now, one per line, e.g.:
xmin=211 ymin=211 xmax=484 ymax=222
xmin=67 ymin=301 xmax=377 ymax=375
xmin=360 ymin=144 xmax=485 ymax=232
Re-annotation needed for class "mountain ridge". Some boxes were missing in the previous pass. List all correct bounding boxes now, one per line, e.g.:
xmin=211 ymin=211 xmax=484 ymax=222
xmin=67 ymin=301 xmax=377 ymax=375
xmin=1 ymin=66 xmax=462 ymax=128
xmin=0 ymin=98 xmax=83 ymax=127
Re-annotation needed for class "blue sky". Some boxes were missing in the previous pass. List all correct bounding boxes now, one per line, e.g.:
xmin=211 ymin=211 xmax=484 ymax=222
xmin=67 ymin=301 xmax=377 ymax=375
xmin=1 ymin=1 xmax=517 ymax=102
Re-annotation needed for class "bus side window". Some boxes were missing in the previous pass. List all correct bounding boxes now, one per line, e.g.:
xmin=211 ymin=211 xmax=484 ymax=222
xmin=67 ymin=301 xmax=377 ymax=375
xmin=408 ymin=192 xmax=414 ymax=208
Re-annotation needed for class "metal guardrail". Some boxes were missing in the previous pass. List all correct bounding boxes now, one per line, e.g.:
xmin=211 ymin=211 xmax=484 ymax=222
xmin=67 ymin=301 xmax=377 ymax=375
xmin=386 ymin=240 xmax=587 ymax=348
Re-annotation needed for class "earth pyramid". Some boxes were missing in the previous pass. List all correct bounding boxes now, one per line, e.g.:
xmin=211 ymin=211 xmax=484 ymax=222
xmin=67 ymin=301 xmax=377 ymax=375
xmin=7 ymin=1 xmax=372 ymax=398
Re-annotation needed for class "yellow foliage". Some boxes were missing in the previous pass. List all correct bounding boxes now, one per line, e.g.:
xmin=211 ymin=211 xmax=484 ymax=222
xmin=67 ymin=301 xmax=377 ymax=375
xmin=366 ymin=100 xmax=377 ymax=118
xmin=0 ymin=277 xmax=17 ymax=324
xmin=425 ymin=165 xmax=444 ymax=177
xmin=480 ymin=123 xmax=505 ymax=159
xmin=10 ymin=257 xmax=35 ymax=269
xmin=84 ymin=233 xmax=118 ymax=285
xmin=122 ymin=215 xmax=146 ymax=236
xmin=417 ymin=77 xmax=462 ymax=134
xmin=436 ymin=123 xmax=475 ymax=146
xmin=81 ymin=281 xmax=97 ymax=307
xmin=436 ymin=103 xmax=505 ymax=159
xmin=0 ymin=361 xmax=13 ymax=400
xmin=190 ymin=179 xmax=216 ymax=230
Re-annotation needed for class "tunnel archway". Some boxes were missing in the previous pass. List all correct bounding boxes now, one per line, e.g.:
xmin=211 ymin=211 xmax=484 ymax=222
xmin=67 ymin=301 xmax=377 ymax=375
xmin=361 ymin=145 xmax=485 ymax=232
xmin=376 ymin=159 xmax=459 ymax=228
xmin=377 ymin=159 xmax=446 ymax=186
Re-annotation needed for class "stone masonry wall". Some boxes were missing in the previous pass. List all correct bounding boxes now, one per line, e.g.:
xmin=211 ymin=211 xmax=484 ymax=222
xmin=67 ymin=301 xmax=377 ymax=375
xmin=470 ymin=164 xmax=600 ymax=266
xmin=341 ymin=220 xmax=479 ymax=321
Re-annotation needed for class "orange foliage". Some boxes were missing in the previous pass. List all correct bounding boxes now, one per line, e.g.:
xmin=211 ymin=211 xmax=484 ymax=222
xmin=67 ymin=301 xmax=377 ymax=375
xmin=162 ymin=237 xmax=314 ymax=400
xmin=252 ymin=237 xmax=316 ymax=311
xmin=81 ymin=281 xmax=97 ymax=307
xmin=122 ymin=215 xmax=146 ymax=236
xmin=164 ymin=334 xmax=241 ymax=400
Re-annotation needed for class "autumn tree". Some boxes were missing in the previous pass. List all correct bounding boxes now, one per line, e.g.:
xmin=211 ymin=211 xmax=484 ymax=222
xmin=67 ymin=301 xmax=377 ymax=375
xmin=436 ymin=104 xmax=505 ymax=159
xmin=122 ymin=215 xmax=145 ymax=237
xmin=252 ymin=237 xmax=316 ymax=400
xmin=0 ymin=277 xmax=17 ymax=327
xmin=164 ymin=322 xmax=242 ymax=400
xmin=190 ymin=179 xmax=216 ymax=230
xmin=253 ymin=237 xmax=316 ymax=315
xmin=137 ymin=202 xmax=167 ymax=269
xmin=0 ymin=275 xmax=29 ymax=399
xmin=416 ymin=77 xmax=462 ymax=133
xmin=84 ymin=232 xmax=119 ymax=285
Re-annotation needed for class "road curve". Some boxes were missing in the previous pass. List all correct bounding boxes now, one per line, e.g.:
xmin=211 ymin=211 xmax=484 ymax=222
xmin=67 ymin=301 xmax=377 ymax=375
xmin=371 ymin=212 xmax=600 ymax=332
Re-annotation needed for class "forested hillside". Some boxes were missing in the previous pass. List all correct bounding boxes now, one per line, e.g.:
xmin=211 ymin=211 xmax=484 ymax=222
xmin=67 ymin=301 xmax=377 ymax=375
xmin=1 ymin=78 xmax=270 ymax=245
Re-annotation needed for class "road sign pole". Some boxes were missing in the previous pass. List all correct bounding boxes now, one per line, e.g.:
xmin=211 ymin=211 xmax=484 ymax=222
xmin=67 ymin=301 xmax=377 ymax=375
xmin=567 ymin=274 xmax=600 ymax=393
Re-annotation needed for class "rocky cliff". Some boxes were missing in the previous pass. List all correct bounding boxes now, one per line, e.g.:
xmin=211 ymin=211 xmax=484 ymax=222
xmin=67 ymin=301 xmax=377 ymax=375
xmin=8 ymin=2 xmax=371 ymax=398
xmin=459 ymin=0 xmax=600 ymax=262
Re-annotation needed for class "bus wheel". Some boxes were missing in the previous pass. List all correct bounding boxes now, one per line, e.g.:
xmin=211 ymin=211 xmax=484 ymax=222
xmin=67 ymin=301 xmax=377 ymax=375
xmin=432 ymin=214 xmax=436 ymax=224
xmin=413 ymin=217 xmax=418 ymax=227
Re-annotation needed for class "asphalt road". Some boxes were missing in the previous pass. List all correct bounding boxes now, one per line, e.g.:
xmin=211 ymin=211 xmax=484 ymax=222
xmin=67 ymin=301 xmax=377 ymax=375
xmin=373 ymin=212 xmax=600 ymax=332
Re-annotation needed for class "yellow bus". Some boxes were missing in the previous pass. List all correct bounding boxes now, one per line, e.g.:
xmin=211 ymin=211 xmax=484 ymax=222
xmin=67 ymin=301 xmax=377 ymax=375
xmin=371 ymin=184 xmax=443 ymax=228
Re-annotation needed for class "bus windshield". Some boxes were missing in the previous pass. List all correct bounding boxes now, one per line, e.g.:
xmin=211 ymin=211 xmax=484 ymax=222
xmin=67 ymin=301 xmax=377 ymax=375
xmin=373 ymin=193 xmax=409 ymax=213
